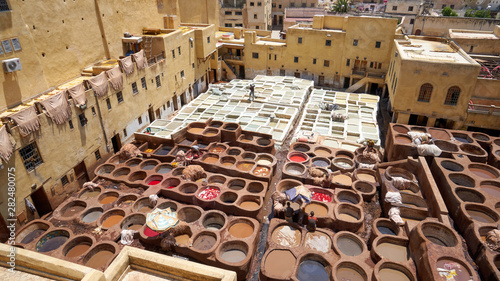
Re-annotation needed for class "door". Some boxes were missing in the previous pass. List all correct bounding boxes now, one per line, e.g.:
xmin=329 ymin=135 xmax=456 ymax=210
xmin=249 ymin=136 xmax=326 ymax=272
xmin=267 ymin=69 xmax=272 ymax=76
xmin=370 ymin=83 xmax=379 ymax=94
xmin=360 ymin=60 xmax=368 ymax=71
xmin=30 ymin=187 xmax=52 ymax=217
xmin=111 ymin=134 xmax=121 ymax=153
xmin=194 ymin=81 xmax=199 ymax=98
xmin=353 ymin=60 xmax=361 ymax=72
xmin=239 ymin=66 xmax=245 ymax=78
xmin=74 ymin=161 xmax=89 ymax=188
xmin=273 ymin=15 xmax=277 ymax=26
xmin=294 ymin=72 xmax=300 ymax=78
xmin=148 ymin=107 xmax=155 ymax=122
xmin=173 ymin=96 xmax=179 ymax=110
xmin=155 ymin=109 xmax=161 ymax=119
xmin=318 ymin=75 xmax=325 ymax=86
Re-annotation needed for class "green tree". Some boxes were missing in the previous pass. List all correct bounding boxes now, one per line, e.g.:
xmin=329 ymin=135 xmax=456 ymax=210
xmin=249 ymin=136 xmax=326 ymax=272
xmin=442 ymin=7 xmax=458 ymax=16
xmin=332 ymin=0 xmax=351 ymax=14
xmin=465 ymin=9 xmax=492 ymax=18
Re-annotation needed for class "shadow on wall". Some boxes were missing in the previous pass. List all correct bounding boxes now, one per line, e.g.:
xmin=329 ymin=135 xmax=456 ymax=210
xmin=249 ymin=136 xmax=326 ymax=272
xmin=2 ymin=72 xmax=22 ymax=109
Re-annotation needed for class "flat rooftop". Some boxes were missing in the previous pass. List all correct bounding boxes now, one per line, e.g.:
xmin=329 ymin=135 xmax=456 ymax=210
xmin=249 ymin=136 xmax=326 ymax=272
xmin=449 ymin=30 xmax=500 ymax=40
xmin=397 ymin=39 xmax=472 ymax=64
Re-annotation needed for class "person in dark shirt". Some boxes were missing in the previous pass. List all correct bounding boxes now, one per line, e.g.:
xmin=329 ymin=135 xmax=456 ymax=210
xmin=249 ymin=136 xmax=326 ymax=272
xmin=284 ymin=202 xmax=294 ymax=223
xmin=306 ymin=211 xmax=317 ymax=232
xmin=248 ymin=83 xmax=255 ymax=102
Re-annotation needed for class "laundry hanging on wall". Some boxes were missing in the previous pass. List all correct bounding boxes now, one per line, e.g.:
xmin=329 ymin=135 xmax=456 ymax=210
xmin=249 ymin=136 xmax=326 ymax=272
xmin=106 ymin=66 xmax=124 ymax=91
xmin=39 ymin=92 xmax=72 ymax=125
xmin=120 ymin=55 xmax=135 ymax=75
xmin=133 ymin=49 xmax=147 ymax=70
xmin=88 ymin=72 xmax=109 ymax=97
xmin=0 ymin=126 xmax=14 ymax=164
xmin=8 ymin=106 xmax=41 ymax=137
xmin=67 ymin=83 xmax=87 ymax=108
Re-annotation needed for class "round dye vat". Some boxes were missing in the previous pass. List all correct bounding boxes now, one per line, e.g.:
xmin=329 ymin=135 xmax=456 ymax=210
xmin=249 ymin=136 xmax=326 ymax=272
xmin=264 ymin=250 xmax=296 ymax=278
xmin=335 ymin=159 xmax=353 ymax=169
xmin=82 ymin=210 xmax=103 ymax=223
xmin=395 ymin=135 xmax=412 ymax=144
xmin=102 ymin=215 xmax=124 ymax=228
xmin=286 ymin=164 xmax=305 ymax=175
xmin=470 ymin=167 xmax=497 ymax=179
xmin=338 ymin=213 xmax=359 ymax=222
xmin=205 ymin=223 xmax=223 ymax=231
xmin=138 ymin=206 xmax=152 ymax=213
xmin=454 ymin=137 xmax=471 ymax=143
xmin=378 ymin=226 xmax=397 ymax=235
xmin=221 ymin=249 xmax=247 ymax=263
xmin=66 ymin=243 xmax=91 ymax=258
xmin=313 ymin=159 xmax=329 ymax=167
xmin=62 ymin=205 xmax=85 ymax=217
xmin=188 ymin=127 xmax=204 ymax=134
xmin=429 ymin=128 xmax=451 ymax=141
xmin=253 ymin=166 xmax=270 ymax=176
xmin=272 ymin=225 xmax=301 ymax=247
xmin=331 ymin=174 xmax=352 ymax=186
xmin=37 ymin=236 xmax=68 ymax=253
xmin=198 ymin=187 xmax=220 ymax=200
xmin=210 ymin=146 xmax=226 ymax=154
xmin=435 ymin=260 xmax=470 ymax=281
xmin=312 ymin=192 xmax=331 ymax=202
xmin=379 ymin=268 xmax=410 ymax=281
xmin=157 ymin=166 xmax=172 ymax=174
xmin=204 ymin=131 xmax=217 ymax=137
xmin=142 ymin=164 xmax=156 ymax=170
xmin=144 ymin=227 xmax=159 ymax=237
xmin=480 ymin=183 xmax=500 ymax=198
xmin=467 ymin=210 xmax=496 ymax=223
xmin=155 ymin=146 xmax=172 ymax=156
xmin=80 ymin=190 xmax=100 ymax=200
xmin=229 ymin=222 xmax=254 ymax=238
xmin=357 ymin=173 xmax=376 ymax=183
xmin=257 ymin=159 xmax=272 ymax=165
xmin=337 ymin=236 xmax=362 ymax=256
xmin=118 ymin=200 xmax=134 ymax=208
xmin=204 ymin=156 xmax=219 ymax=164
xmin=290 ymin=155 xmax=306 ymax=162
xmin=237 ymin=163 xmax=254 ymax=171
xmin=240 ymin=201 xmax=259 ymax=210
xmin=376 ymin=243 xmax=409 ymax=262
xmin=305 ymin=232 xmax=331 ymax=253
xmin=193 ymin=235 xmax=216 ymax=251
xmin=336 ymin=267 xmax=364 ymax=281
xmin=21 ymin=229 xmax=46 ymax=244
xmin=296 ymin=260 xmax=329 ymax=281
xmin=99 ymin=195 xmax=118 ymax=205
xmin=85 ymin=250 xmax=114 ymax=269
xmin=175 ymin=234 xmax=190 ymax=246
xmin=148 ymin=180 xmax=161 ymax=185
xmin=127 ymin=224 xmax=143 ymax=231
xmin=305 ymin=203 xmax=328 ymax=217
xmin=314 ymin=148 xmax=331 ymax=157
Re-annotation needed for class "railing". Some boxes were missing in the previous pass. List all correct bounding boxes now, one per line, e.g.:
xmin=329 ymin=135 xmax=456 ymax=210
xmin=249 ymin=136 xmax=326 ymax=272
xmin=223 ymin=54 xmax=243 ymax=61
xmin=147 ymin=53 xmax=165 ymax=67
xmin=468 ymin=103 xmax=500 ymax=115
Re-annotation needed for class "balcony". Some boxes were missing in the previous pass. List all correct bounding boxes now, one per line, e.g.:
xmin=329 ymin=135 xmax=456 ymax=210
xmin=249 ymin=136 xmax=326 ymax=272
xmin=467 ymin=103 xmax=500 ymax=116
xmin=223 ymin=54 xmax=243 ymax=61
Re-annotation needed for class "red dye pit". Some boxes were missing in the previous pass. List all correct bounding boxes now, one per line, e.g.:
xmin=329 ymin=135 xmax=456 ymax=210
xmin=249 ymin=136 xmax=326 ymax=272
xmin=290 ymin=155 xmax=306 ymax=162
xmin=197 ymin=187 xmax=220 ymax=200
xmin=312 ymin=192 xmax=332 ymax=202
xmin=148 ymin=180 xmax=161 ymax=185
xmin=167 ymin=186 xmax=176 ymax=189
xmin=144 ymin=226 xmax=159 ymax=237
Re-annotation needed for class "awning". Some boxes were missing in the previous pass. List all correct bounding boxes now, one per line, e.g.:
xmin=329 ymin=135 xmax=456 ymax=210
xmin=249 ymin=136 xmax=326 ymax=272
xmin=122 ymin=36 xmax=143 ymax=43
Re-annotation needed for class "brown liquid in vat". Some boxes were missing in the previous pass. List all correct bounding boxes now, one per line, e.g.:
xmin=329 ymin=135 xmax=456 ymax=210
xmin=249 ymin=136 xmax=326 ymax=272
xmin=102 ymin=215 xmax=124 ymax=228
xmin=379 ymin=268 xmax=410 ymax=281
xmin=264 ymin=250 xmax=296 ymax=278
xmin=376 ymin=243 xmax=410 ymax=262
xmin=357 ymin=173 xmax=376 ymax=183
xmin=204 ymin=156 xmax=219 ymax=164
xmin=305 ymin=203 xmax=328 ymax=217
xmin=66 ymin=244 xmax=91 ymax=257
xmin=175 ymin=234 xmax=190 ymax=246
xmin=470 ymin=168 xmax=496 ymax=179
xmin=331 ymin=174 xmax=352 ymax=185
xmin=85 ymin=250 xmax=114 ymax=269
xmin=100 ymin=196 xmax=118 ymax=205
xmin=336 ymin=267 xmax=364 ymax=281
xmin=229 ymin=223 xmax=253 ymax=238
xmin=188 ymin=128 xmax=204 ymax=134
xmin=240 ymin=201 xmax=259 ymax=210
xmin=338 ymin=213 xmax=359 ymax=222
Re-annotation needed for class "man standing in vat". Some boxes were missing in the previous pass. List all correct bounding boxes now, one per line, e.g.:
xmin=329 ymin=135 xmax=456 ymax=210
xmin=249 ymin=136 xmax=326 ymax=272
xmin=306 ymin=211 xmax=317 ymax=232
xmin=248 ymin=83 xmax=255 ymax=102
xmin=284 ymin=202 xmax=294 ymax=223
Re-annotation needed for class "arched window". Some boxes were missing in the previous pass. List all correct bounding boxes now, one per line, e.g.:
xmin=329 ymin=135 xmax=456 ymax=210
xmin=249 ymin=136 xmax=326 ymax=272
xmin=418 ymin=83 xmax=433 ymax=102
xmin=445 ymin=86 xmax=461 ymax=106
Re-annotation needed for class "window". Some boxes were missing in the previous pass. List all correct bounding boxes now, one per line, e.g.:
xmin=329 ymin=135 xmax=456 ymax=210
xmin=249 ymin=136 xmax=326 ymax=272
xmin=180 ymin=70 xmax=185 ymax=78
xmin=172 ymin=50 xmax=175 ymax=58
xmin=235 ymin=23 xmax=243 ymax=27
xmin=313 ymin=58 xmax=317 ymax=64
xmin=178 ymin=46 xmax=181 ymax=55
xmin=258 ymin=2 xmax=262 ymax=6
xmin=106 ymin=98 xmax=112 ymax=110
xmin=274 ymin=55 xmax=277 ymax=60
xmin=378 ymin=63 xmax=382 ymax=69
xmin=116 ymin=91 xmax=124 ymax=103
xmin=410 ymin=19 xmax=414 ymax=24
xmin=375 ymin=41 xmax=381 ymax=48
xmin=141 ymin=77 xmax=147 ymax=89
xmin=298 ymin=37 xmax=302 ymax=44
xmin=278 ymin=4 xmax=282 ymax=9
xmin=192 ymin=63 xmax=195 ymax=68
xmin=326 ymin=40 xmax=331 ymax=46
xmin=445 ymin=86 xmax=460 ymax=105
xmin=0 ymin=0 xmax=9 ymax=11
xmin=235 ymin=11 xmax=242 ymax=15
xmin=67 ymin=120 xmax=73 ymax=129
xmin=79 ymin=113 xmax=87 ymax=126
xmin=132 ymin=82 xmax=138 ymax=94
xmin=61 ymin=175 xmax=69 ymax=186
xmin=418 ymin=83 xmax=433 ymax=102
xmin=302 ymin=3 xmax=306 ymax=7
xmin=20 ymin=142 xmax=43 ymax=172
xmin=442 ymin=4 xmax=446 ymax=8
xmin=408 ymin=6 xmax=413 ymax=11
xmin=272 ymin=3 xmax=276 ymax=7
xmin=370 ymin=62 xmax=374 ymax=68
xmin=91 ymin=106 xmax=96 ymax=116
xmin=123 ymin=128 xmax=127 ymax=137
xmin=207 ymin=36 xmax=210 ymax=43
xmin=225 ymin=23 xmax=232 ymax=27
xmin=290 ymin=3 xmax=295 ymax=7
xmin=346 ymin=59 xmax=350 ymax=66
xmin=254 ymin=14 xmax=257 ymax=19
xmin=324 ymin=60 xmax=330 ymax=67
xmin=225 ymin=11 xmax=232 ymax=15
xmin=250 ymin=2 xmax=254 ymax=6
xmin=138 ymin=116 xmax=143 ymax=124
xmin=255 ymin=26 xmax=259 ymax=29
xmin=190 ymin=38 xmax=193 ymax=48
xmin=353 ymin=39 xmax=358 ymax=46
xmin=311 ymin=3 xmax=315 ymax=7
xmin=450 ymin=4 xmax=455 ymax=9
xmin=294 ymin=56 xmax=298 ymax=63
xmin=95 ymin=149 xmax=101 ymax=161
xmin=392 ymin=6 xmax=397 ymax=10
xmin=252 ymin=52 xmax=259 ymax=59
xmin=269 ymin=54 xmax=272 ymax=60
xmin=156 ymin=75 xmax=161 ymax=88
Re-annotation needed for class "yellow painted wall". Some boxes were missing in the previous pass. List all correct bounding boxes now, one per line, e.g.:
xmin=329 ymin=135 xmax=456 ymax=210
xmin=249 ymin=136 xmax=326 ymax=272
xmin=178 ymin=0 xmax=219 ymax=25
xmin=413 ymin=16 xmax=500 ymax=37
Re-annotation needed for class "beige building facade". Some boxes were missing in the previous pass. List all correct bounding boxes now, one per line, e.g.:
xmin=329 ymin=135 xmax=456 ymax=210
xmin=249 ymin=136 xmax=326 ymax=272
xmin=272 ymin=0 xmax=319 ymax=28
xmin=220 ymin=0 xmax=272 ymax=30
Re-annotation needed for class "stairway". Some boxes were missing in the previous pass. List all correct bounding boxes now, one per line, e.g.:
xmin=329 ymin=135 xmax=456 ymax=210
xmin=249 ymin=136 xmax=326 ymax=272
xmin=221 ymin=59 xmax=237 ymax=80
xmin=143 ymin=36 xmax=153 ymax=60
